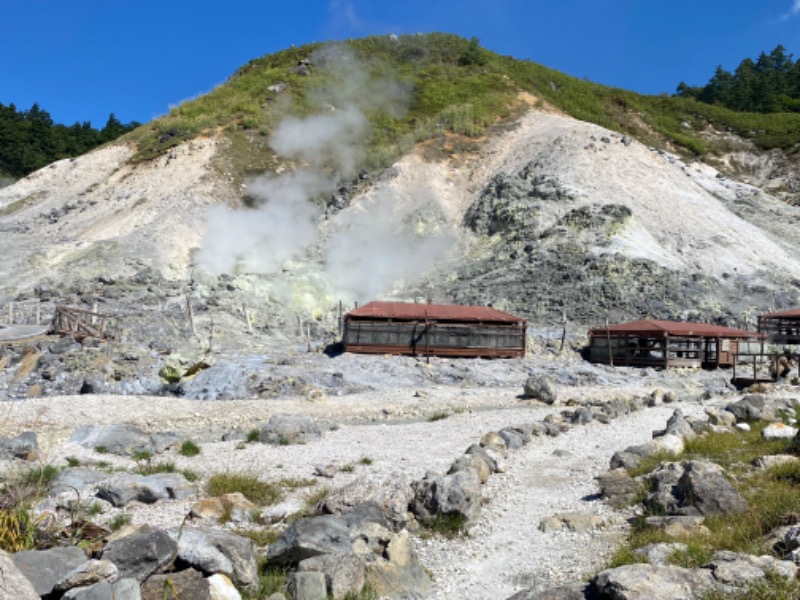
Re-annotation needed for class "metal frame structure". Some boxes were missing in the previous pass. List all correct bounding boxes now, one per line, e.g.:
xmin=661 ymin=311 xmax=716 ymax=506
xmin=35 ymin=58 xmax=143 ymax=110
xmin=343 ymin=301 xmax=527 ymax=358
xmin=758 ymin=308 xmax=800 ymax=345
xmin=587 ymin=319 xmax=765 ymax=369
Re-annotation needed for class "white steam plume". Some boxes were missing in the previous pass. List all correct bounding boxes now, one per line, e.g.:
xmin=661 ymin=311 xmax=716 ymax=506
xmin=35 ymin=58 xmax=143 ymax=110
xmin=195 ymin=170 xmax=331 ymax=275
xmin=324 ymin=189 xmax=455 ymax=303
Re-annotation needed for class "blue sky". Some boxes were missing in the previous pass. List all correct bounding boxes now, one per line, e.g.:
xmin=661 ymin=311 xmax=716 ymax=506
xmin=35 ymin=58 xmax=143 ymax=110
xmin=2 ymin=0 xmax=800 ymax=129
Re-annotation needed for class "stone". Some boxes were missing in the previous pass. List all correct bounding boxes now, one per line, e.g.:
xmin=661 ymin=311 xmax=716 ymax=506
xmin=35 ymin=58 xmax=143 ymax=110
xmin=267 ymin=515 xmax=352 ymax=566
xmin=0 ymin=550 xmax=39 ymax=600
xmin=411 ymin=468 xmax=482 ymax=523
xmin=480 ymin=431 xmax=508 ymax=453
xmin=634 ymin=542 xmax=688 ymax=565
xmin=499 ymin=428 xmax=526 ymax=449
xmin=704 ymin=550 xmax=796 ymax=587
xmin=140 ymin=568 xmax=209 ymax=600
xmin=258 ymin=414 xmax=321 ymax=445
xmin=644 ymin=516 xmax=710 ymax=537
xmin=725 ymin=394 xmax=775 ymax=422
xmin=523 ymin=375 xmax=558 ymax=404
xmin=298 ymin=552 xmax=366 ymax=599
xmin=596 ymin=468 xmax=644 ymax=508
xmin=364 ymin=529 xmax=432 ymax=599
xmin=54 ymin=559 xmax=118 ymax=592
xmin=69 ymin=423 xmax=177 ymax=456
xmin=169 ymin=527 xmax=258 ymax=590
xmin=673 ymin=461 xmax=747 ymax=516
xmin=538 ymin=511 xmax=605 ymax=533
xmin=762 ymin=422 xmax=798 ymax=440
xmin=208 ymin=573 xmax=241 ymax=600
xmin=609 ymin=435 xmax=684 ymax=471
xmin=754 ymin=454 xmax=799 ymax=469
xmin=0 ymin=431 xmax=39 ymax=461
xmin=320 ymin=473 xmax=413 ymax=526
xmin=96 ymin=473 xmax=196 ymax=507
xmin=189 ymin=493 xmax=256 ymax=523
xmin=592 ymin=563 xmax=715 ymax=600
xmin=101 ymin=526 xmax=177 ymax=581
xmin=61 ymin=579 xmax=140 ymax=600
xmin=705 ymin=408 xmax=736 ymax=428
xmin=464 ymin=443 xmax=499 ymax=473
xmin=11 ymin=546 xmax=88 ymax=596
xmin=448 ymin=453 xmax=491 ymax=483
xmin=506 ymin=584 xmax=589 ymax=599
xmin=288 ymin=571 xmax=327 ymax=600
xmin=51 ymin=468 xmax=111 ymax=494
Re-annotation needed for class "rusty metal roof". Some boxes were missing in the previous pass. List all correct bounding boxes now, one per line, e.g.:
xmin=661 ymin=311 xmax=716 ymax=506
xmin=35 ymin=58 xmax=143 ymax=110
xmin=346 ymin=301 xmax=525 ymax=323
xmin=761 ymin=307 xmax=800 ymax=318
xmin=589 ymin=319 xmax=764 ymax=339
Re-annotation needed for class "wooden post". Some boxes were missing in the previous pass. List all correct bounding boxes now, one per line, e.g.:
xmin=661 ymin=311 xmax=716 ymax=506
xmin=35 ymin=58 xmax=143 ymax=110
xmin=559 ymin=311 xmax=567 ymax=355
xmin=186 ymin=295 xmax=198 ymax=338
xmin=242 ymin=304 xmax=253 ymax=335
xmin=605 ymin=317 xmax=613 ymax=366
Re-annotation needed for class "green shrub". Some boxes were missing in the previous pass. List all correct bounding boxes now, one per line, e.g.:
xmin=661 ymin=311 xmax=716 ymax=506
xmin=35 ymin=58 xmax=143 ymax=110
xmin=206 ymin=473 xmax=283 ymax=506
xmin=179 ymin=440 xmax=201 ymax=457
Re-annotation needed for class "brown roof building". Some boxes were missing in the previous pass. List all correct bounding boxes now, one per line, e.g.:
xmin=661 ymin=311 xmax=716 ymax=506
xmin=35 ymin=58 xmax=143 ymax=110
xmin=587 ymin=319 xmax=764 ymax=369
xmin=343 ymin=301 xmax=527 ymax=358
xmin=758 ymin=308 xmax=800 ymax=345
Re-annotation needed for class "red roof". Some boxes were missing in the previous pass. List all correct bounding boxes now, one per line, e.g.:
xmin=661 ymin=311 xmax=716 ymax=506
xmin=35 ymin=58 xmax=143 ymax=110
xmin=346 ymin=301 xmax=525 ymax=323
xmin=589 ymin=319 xmax=763 ymax=339
xmin=761 ymin=307 xmax=800 ymax=318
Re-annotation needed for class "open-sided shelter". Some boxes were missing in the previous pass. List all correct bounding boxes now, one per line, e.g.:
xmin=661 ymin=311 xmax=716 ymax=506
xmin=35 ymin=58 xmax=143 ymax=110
xmin=758 ymin=308 xmax=800 ymax=345
xmin=343 ymin=301 xmax=527 ymax=358
xmin=587 ymin=319 xmax=765 ymax=369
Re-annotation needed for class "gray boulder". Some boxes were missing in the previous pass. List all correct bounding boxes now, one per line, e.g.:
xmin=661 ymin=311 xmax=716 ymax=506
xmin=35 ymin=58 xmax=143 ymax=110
xmin=654 ymin=409 xmax=696 ymax=440
xmin=96 ymin=473 xmax=196 ymax=506
xmin=411 ymin=468 xmax=482 ymax=523
xmin=644 ymin=462 xmax=687 ymax=515
xmin=0 ymin=550 xmax=39 ymax=600
xmin=609 ymin=435 xmax=685 ymax=471
xmin=101 ymin=526 xmax=177 ymax=581
xmin=674 ymin=461 xmax=747 ymax=516
xmin=704 ymin=550 xmax=796 ymax=587
xmin=596 ymin=468 xmax=644 ymax=508
xmin=168 ymin=526 xmax=258 ymax=590
xmin=267 ymin=515 xmax=352 ymax=566
xmin=288 ymin=571 xmax=327 ymax=600
xmin=506 ymin=584 xmax=589 ymax=599
xmin=51 ymin=467 xmax=111 ymax=494
xmin=11 ymin=546 xmax=87 ymax=596
xmin=298 ymin=552 xmax=366 ymax=599
xmin=69 ymin=424 xmax=178 ymax=456
xmin=592 ymin=563 xmax=715 ymax=599
xmin=523 ymin=375 xmax=558 ymax=404
xmin=724 ymin=394 xmax=776 ymax=422
xmin=320 ymin=474 xmax=413 ymax=526
xmin=363 ymin=529 xmax=432 ymax=599
xmin=449 ymin=453 xmax=491 ymax=483
xmin=62 ymin=579 xmax=141 ymax=600
xmin=465 ymin=443 xmax=499 ymax=473
xmin=54 ymin=559 xmax=118 ymax=592
xmin=634 ymin=543 xmax=689 ymax=566
xmin=0 ymin=431 xmax=39 ymax=460
xmin=499 ymin=428 xmax=527 ymax=449
xmin=140 ymin=568 xmax=209 ymax=600
xmin=258 ymin=414 xmax=321 ymax=445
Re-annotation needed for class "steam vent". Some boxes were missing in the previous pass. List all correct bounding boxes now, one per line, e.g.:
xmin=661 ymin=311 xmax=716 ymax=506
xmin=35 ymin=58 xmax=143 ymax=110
xmin=342 ymin=301 xmax=527 ymax=358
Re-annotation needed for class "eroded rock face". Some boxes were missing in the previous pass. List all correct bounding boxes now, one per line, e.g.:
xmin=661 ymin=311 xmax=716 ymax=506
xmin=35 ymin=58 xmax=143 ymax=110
xmin=592 ymin=563 xmax=716 ymax=600
xmin=258 ymin=414 xmax=321 ymax=445
xmin=0 ymin=550 xmax=39 ymax=600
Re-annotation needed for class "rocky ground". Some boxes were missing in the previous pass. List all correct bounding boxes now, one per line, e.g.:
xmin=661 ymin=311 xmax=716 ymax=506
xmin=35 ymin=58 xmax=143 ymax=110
xmin=1 ymin=338 xmax=757 ymax=599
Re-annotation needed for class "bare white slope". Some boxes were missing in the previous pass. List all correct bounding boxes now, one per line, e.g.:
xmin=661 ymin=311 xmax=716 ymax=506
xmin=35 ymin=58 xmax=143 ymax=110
xmin=0 ymin=137 xmax=234 ymax=293
xmin=468 ymin=111 xmax=800 ymax=280
xmin=1 ymin=107 xmax=799 ymax=298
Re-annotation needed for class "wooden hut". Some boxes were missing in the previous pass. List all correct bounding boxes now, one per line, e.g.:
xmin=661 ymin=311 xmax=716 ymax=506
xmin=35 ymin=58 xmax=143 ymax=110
xmin=758 ymin=308 xmax=800 ymax=345
xmin=587 ymin=319 xmax=765 ymax=369
xmin=343 ymin=301 xmax=527 ymax=358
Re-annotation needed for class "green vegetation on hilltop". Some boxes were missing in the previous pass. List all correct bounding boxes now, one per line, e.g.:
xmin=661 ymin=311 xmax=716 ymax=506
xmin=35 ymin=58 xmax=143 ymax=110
xmin=119 ymin=34 xmax=800 ymax=177
xmin=0 ymin=103 xmax=139 ymax=178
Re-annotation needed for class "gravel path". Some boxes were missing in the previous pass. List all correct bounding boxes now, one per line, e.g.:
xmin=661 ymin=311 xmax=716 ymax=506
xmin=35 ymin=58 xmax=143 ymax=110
xmin=0 ymin=383 xmax=714 ymax=600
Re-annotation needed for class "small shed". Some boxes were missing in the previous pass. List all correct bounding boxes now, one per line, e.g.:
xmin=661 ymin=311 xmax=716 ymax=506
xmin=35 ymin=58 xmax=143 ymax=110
xmin=758 ymin=308 xmax=800 ymax=345
xmin=587 ymin=319 xmax=765 ymax=369
xmin=343 ymin=301 xmax=527 ymax=358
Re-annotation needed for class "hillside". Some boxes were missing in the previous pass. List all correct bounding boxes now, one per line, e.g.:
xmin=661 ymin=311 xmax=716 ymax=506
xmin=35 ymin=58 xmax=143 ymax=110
xmin=0 ymin=33 xmax=799 ymax=355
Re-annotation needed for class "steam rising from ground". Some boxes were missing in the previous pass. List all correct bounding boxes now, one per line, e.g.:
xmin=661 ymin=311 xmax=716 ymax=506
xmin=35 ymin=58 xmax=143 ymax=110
xmin=196 ymin=42 xmax=454 ymax=308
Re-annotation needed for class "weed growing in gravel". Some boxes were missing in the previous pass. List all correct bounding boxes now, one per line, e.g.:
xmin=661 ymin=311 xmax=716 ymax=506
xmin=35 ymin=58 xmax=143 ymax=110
xmin=419 ymin=512 xmax=469 ymax=539
xmin=277 ymin=477 xmax=316 ymax=490
xmin=109 ymin=513 xmax=131 ymax=531
xmin=66 ymin=456 xmax=81 ymax=467
xmin=242 ymin=566 xmax=288 ymax=599
xmin=698 ymin=570 xmax=800 ymax=600
xmin=179 ymin=440 xmax=201 ymax=457
xmin=207 ymin=473 xmax=284 ymax=506
xmin=246 ymin=429 xmax=260 ymax=443
xmin=94 ymin=446 xmax=108 ymax=454
xmin=132 ymin=450 xmax=153 ymax=462
xmin=427 ymin=411 xmax=450 ymax=422
xmin=359 ymin=456 xmax=373 ymax=466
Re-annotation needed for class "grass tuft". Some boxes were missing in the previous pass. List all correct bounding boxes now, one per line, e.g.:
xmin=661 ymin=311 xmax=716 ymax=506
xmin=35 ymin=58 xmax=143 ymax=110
xmin=207 ymin=473 xmax=284 ymax=506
